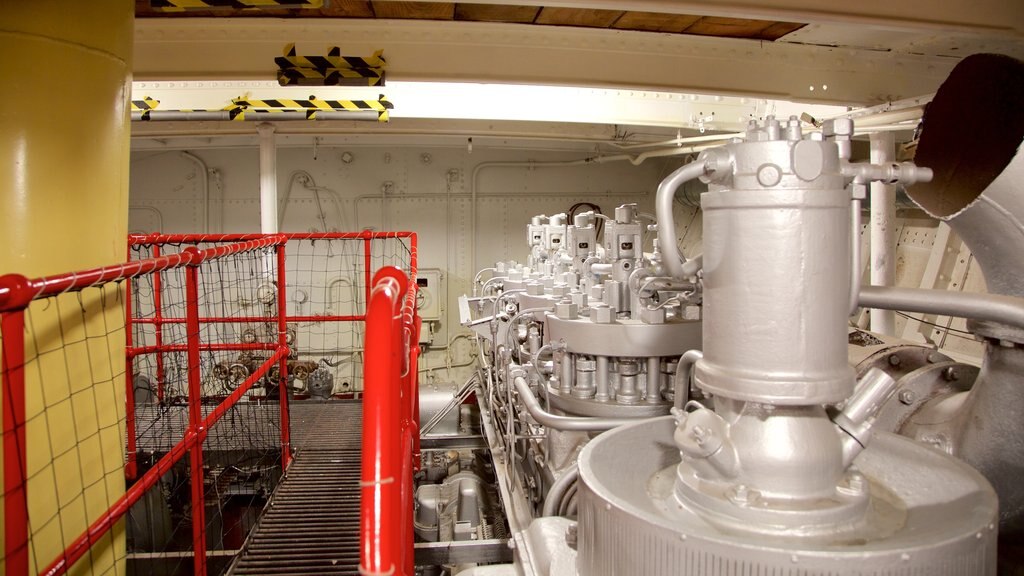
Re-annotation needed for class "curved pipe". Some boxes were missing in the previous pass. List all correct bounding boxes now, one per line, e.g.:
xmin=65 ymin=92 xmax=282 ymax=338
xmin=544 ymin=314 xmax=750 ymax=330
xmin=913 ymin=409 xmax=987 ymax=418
xmin=858 ymin=286 xmax=1024 ymax=330
xmin=542 ymin=463 xmax=580 ymax=517
xmin=672 ymin=349 xmax=703 ymax=411
xmin=656 ymin=160 xmax=709 ymax=279
xmin=513 ymin=377 xmax=636 ymax=431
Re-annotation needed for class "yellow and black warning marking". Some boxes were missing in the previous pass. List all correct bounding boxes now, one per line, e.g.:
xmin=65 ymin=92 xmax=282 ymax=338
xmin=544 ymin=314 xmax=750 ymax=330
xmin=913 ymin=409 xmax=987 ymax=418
xmin=232 ymin=95 xmax=393 ymax=112
xmin=275 ymin=44 xmax=386 ymax=87
xmin=132 ymin=96 xmax=391 ymax=122
xmin=277 ymin=68 xmax=385 ymax=87
xmin=150 ymin=0 xmax=323 ymax=11
xmin=131 ymin=97 xmax=160 ymax=111
xmin=231 ymin=95 xmax=393 ymax=122
xmin=275 ymin=44 xmax=386 ymax=70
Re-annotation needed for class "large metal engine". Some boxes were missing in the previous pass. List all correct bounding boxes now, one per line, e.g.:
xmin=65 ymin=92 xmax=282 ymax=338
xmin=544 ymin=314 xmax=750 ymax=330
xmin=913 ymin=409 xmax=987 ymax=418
xmin=422 ymin=53 xmax=1024 ymax=575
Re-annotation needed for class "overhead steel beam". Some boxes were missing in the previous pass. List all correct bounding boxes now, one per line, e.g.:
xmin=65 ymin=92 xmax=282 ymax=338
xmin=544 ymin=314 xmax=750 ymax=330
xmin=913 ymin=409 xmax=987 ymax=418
xmin=135 ymin=19 xmax=956 ymax=106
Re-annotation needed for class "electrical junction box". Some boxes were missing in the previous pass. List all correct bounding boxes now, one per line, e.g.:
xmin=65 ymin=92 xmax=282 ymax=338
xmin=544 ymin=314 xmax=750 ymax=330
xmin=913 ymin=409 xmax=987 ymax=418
xmin=415 ymin=269 xmax=444 ymax=322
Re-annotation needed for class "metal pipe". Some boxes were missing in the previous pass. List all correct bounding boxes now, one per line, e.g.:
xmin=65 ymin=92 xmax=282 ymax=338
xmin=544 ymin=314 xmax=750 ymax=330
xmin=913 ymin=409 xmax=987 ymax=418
xmin=257 ymin=123 xmax=278 ymax=234
xmin=132 ymin=110 xmax=381 ymax=122
xmin=850 ymin=198 xmax=862 ymax=316
xmin=595 ymin=356 xmax=610 ymax=401
xmin=656 ymin=159 xmax=709 ymax=279
xmin=869 ymin=132 xmax=897 ymax=334
xmin=646 ymin=356 xmax=661 ymax=403
xmin=672 ymin=350 xmax=703 ymax=411
xmin=542 ymin=463 xmax=581 ymax=517
xmin=858 ymin=285 xmax=1024 ymax=330
xmin=513 ymin=377 xmax=635 ymax=431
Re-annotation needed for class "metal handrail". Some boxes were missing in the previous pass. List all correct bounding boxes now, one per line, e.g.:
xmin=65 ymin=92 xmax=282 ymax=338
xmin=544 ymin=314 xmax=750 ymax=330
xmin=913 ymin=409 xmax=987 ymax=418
xmin=359 ymin=267 xmax=420 ymax=576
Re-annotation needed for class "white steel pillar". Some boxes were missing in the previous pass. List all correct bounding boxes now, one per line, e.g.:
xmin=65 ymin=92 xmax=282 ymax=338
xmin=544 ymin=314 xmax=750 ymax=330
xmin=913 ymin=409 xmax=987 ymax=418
xmin=258 ymin=123 xmax=278 ymax=234
xmin=869 ymin=131 xmax=897 ymax=335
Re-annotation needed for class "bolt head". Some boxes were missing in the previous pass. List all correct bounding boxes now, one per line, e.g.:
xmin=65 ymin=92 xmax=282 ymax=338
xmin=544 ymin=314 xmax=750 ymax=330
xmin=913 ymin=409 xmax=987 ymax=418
xmin=898 ymin=389 xmax=916 ymax=405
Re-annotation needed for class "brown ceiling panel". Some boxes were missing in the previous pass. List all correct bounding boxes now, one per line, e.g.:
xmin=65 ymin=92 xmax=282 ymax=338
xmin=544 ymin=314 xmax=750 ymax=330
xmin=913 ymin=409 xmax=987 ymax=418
xmin=371 ymin=1 xmax=455 ymax=20
xmin=535 ymin=7 xmax=624 ymax=28
xmin=612 ymin=11 xmax=701 ymax=34
xmin=756 ymin=21 xmax=806 ymax=41
xmin=456 ymin=3 xmax=540 ymax=23
xmin=136 ymin=0 xmax=374 ymax=18
xmin=683 ymin=16 xmax=775 ymax=38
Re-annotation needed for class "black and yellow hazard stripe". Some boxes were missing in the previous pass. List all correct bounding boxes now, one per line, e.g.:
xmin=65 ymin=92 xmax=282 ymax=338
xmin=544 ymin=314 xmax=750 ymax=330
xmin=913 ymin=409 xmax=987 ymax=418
xmin=131 ymin=97 xmax=160 ymax=111
xmin=232 ymin=95 xmax=393 ymax=112
xmin=150 ymin=0 xmax=323 ymax=11
xmin=275 ymin=44 xmax=386 ymax=70
xmin=274 ymin=44 xmax=386 ymax=86
xmin=232 ymin=95 xmax=393 ymax=122
xmin=277 ymin=68 xmax=385 ymax=87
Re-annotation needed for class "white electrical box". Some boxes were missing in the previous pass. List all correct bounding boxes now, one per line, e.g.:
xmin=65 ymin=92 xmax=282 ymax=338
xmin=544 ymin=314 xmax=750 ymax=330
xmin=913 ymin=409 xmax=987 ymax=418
xmin=415 ymin=269 xmax=444 ymax=321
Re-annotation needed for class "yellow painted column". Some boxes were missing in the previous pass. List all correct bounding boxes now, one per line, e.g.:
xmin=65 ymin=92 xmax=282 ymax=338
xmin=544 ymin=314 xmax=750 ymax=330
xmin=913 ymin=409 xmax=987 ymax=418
xmin=0 ymin=1 xmax=133 ymax=574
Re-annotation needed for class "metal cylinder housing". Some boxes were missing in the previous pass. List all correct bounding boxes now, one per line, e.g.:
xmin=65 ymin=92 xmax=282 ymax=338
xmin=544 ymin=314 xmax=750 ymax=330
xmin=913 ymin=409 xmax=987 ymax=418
xmin=695 ymin=138 xmax=854 ymax=405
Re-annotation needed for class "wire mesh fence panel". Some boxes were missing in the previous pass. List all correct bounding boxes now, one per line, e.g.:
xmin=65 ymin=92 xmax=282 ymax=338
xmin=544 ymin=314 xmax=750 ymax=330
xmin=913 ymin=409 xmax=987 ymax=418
xmin=1 ymin=237 xmax=290 ymax=576
xmin=125 ymin=244 xmax=286 ymax=576
xmin=5 ymin=285 xmax=129 ymax=576
xmin=130 ymin=233 xmax=417 ymax=396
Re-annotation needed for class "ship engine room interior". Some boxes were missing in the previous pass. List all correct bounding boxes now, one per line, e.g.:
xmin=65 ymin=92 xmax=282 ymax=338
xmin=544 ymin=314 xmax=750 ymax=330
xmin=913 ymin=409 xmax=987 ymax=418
xmin=3 ymin=1 xmax=1024 ymax=575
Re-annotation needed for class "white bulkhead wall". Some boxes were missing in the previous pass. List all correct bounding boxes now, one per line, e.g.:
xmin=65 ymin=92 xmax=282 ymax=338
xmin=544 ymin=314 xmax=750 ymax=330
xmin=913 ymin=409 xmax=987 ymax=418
xmin=129 ymin=142 xmax=986 ymax=387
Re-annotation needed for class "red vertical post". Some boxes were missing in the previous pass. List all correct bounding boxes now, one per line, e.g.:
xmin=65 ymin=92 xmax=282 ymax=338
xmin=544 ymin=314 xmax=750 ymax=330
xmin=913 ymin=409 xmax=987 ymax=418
xmin=1 ymin=297 xmax=29 ymax=576
xmin=124 ymin=265 xmax=137 ymax=480
xmin=409 ymin=315 xmax=422 ymax=472
xmin=152 ymin=245 xmax=166 ymax=403
xmin=275 ymin=243 xmax=292 ymax=469
xmin=183 ymin=250 xmax=208 ymax=576
xmin=360 ymin=268 xmax=407 ymax=576
xmin=363 ymin=237 xmax=372 ymax=316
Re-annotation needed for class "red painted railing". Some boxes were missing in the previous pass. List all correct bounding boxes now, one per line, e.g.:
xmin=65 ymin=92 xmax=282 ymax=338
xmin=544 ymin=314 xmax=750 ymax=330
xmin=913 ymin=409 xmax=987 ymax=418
xmin=359 ymin=267 xmax=421 ymax=576
xmin=2 ymin=231 xmax=418 ymax=575
xmin=0 ymin=236 xmax=289 ymax=576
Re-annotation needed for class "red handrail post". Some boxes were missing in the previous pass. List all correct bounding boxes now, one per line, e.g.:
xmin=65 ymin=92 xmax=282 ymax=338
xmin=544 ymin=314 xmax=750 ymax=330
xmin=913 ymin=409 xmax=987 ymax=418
xmin=152 ymin=245 xmax=166 ymax=404
xmin=183 ymin=249 xmax=208 ymax=576
xmin=1 ymin=274 xmax=31 ymax=576
xmin=276 ymin=243 xmax=292 ymax=469
xmin=363 ymin=236 xmax=372 ymax=313
xmin=360 ymin=267 xmax=409 ymax=576
xmin=124 ymin=267 xmax=138 ymax=480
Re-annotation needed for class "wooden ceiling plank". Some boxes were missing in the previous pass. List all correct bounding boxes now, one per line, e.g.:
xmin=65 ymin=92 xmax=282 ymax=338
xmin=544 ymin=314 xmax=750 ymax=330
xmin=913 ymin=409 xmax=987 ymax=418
xmin=455 ymin=3 xmax=541 ymax=23
xmin=535 ymin=7 xmax=625 ymax=28
xmin=684 ymin=16 xmax=776 ymax=38
xmin=371 ymin=1 xmax=455 ymax=20
xmin=612 ymin=11 xmax=702 ymax=33
xmin=756 ymin=21 xmax=806 ymax=40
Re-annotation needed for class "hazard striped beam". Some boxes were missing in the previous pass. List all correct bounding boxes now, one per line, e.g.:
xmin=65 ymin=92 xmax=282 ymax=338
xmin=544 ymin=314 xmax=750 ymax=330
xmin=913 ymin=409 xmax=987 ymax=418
xmin=275 ymin=44 xmax=386 ymax=70
xmin=232 ymin=95 xmax=393 ymax=112
xmin=149 ymin=0 xmax=323 ymax=11
xmin=131 ymin=97 xmax=160 ymax=111
xmin=277 ymin=68 xmax=385 ymax=87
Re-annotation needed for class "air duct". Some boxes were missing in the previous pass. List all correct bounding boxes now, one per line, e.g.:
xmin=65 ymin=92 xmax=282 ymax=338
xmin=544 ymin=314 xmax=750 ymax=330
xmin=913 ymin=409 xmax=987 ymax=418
xmin=905 ymin=53 xmax=1024 ymax=536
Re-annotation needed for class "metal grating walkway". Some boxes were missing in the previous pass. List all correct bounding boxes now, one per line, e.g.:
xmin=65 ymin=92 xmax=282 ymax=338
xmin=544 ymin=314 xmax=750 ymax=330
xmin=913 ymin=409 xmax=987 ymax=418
xmin=229 ymin=402 xmax=364 ymax=575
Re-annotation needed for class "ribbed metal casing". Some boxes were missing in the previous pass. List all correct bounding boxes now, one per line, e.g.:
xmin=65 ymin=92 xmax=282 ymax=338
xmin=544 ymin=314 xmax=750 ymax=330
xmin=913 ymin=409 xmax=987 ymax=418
xmin=577 ymin=417 xmax=998 ymax=576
